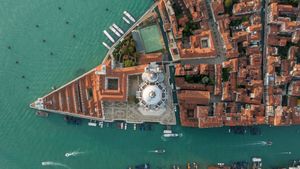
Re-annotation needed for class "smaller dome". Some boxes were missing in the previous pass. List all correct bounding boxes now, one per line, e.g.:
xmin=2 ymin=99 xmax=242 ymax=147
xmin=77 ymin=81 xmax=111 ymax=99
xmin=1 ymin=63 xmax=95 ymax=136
xmin=142 ymin=71 xmax=158 ymax=83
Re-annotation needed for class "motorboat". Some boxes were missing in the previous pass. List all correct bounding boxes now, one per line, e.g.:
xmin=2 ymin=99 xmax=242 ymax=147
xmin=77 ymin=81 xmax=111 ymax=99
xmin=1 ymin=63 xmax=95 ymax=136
xmin=103 ymin=30 xmax=115 ymax=43
xmin=98 ymin=121 xmax=104 ymax=128
xmin=109 ymin=26 xmax=121 ymax=37
xmin=88 ymin=121 xmax=97 ymax=127
xmin=122 ymin=17 xmax=130 ymax=24
xmin=163 ymin=130 xmax=172 ymax=134
xmin=123 ymin=11 xmax=135 ymax=22
xmin=102 ymin=42 xmax=110 ymax=50
xmin=133 ymin=124 xmax=137 ymax=130
xmin=266 ymin=141 xmax=272 ymax=146
xmin=163 ymin=133 xmax=181 ymax=137
xmin=124 ymin=123 xmax=127 ymax=130
xmin=149 ymin=149 xmax=165 ymax=154
xmin=112 ymin=23 xmax=124 ymax=34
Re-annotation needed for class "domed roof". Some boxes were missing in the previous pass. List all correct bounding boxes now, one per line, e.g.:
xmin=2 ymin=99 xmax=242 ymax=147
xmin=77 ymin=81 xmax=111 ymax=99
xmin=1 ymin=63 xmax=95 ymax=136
xmin=141 ymin=85 xmax=162 ymax=105
xmin=142 ymin=71 xmax=158 ymax=83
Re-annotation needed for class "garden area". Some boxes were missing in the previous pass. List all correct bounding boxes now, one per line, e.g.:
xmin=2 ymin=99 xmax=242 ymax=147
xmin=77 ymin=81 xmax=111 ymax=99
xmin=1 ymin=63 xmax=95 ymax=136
xmin=112 ymin=35 xmax=139 ymax=67
xmin=184 ymin=74 xmax=215 ymax=85
xmin=222 ymin=67 xmax=231 ymax=82
xmin=224 ymin=0 xmax=239 ymax=15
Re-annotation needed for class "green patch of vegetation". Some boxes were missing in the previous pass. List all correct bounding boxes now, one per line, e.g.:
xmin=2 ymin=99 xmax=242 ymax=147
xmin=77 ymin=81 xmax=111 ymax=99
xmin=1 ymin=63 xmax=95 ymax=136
xmin=283 ymin=0 xmax=299 ymax=7
xmin=278 ymin=42 xmax=293 ymax=60
xmin=230 ymin=16 xmax=248 ymax=27
xmin=184 ymin=74 xmax=214 ymax=85
xmin=224 ymin=0 xmax=239 ymax=15
xmin=124 ymin=59 xmax=135 ymax=67
xmin=182 ymin=21 xmax=198 ymax=37
xmin=112 ymin=35 xmax=139 ymax=67
xmin=222 ymin=67 xmax=231 ymax=82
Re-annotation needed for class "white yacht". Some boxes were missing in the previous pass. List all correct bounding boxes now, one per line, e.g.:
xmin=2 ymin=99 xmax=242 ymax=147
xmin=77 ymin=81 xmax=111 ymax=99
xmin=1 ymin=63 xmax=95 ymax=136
xmin=112 ymin=23 xmax=124 ymax=34
xmin=109 ymin=26 xmax=121 ymax=37
xmin=103 ymin=30 xmax=115 ymax=43
xmin=122 ymin=17 xmax=131 ymax=24
xmin=102 ymin=42 xmax=110 ymax=50
xmin=123 ymin=11 xmax=135 ymax=22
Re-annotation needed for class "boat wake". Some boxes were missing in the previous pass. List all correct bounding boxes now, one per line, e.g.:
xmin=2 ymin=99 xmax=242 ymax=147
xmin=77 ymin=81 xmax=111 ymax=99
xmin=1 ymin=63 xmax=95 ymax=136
xmin=238 ymin=141 xmax=270 ymax=146
xmin=279 ymin=151 xmax=292 ymax=155
xmin=41 ymin=161 xmax=70 ymax=169
xmin=65 ymin=151 xmax=85 ymax=158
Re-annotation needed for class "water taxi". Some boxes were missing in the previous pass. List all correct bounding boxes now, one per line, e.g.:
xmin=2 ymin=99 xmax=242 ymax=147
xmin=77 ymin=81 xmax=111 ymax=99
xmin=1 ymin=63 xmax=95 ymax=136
xmin=123 ymin=11 xmax=135 ymax=22
xmin=109 ymin=26 xmax=121 ymax=37
xmin=112 ymin=23 xmax=124 ymax=34
xmin=122 ymin=17 xmax=131 ymax=24
xmin=102 ymin=42 xmax=110 ymax=50
xmin=163 ymin=133 xmax=181 ymax=137
xmin=103 ymin=30 xmax=115 ymax=43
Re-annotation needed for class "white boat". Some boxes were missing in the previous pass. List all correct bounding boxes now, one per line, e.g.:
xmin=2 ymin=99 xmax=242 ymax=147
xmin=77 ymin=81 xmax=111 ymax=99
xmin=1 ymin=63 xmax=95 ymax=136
xmin=163 ymin=133 xmax=181 ymax=137
xmin=109 ymin=26 xmax=121 ymax=37
xmin=98 ymin=121 xmax=104 ymax=128
xmin=102 ymin=42 xmax=110 ymax=50
xmin=103 ymin=30 xmax=115 ymax=43
xmin=133 ymin=124 xmax=137 ymax=130
xmin=124 ymin=123 xmax=127 ymax=130
xmin=163 ymin=130 xmax=172 ymax=134
xmin=123 ymin=11 xmax=135 ymax=22
xmin=120 ymin=122 xmax=124 ymax=129
xmin=88 ymin=121 xmax=97 ymax=127
xmin=112 ymin=23 xmax=124 ymax=34
xmin=149 ymin=149 xmax=165 ymax=154
xmin=122 ymin=17 xmax=131 ymax=24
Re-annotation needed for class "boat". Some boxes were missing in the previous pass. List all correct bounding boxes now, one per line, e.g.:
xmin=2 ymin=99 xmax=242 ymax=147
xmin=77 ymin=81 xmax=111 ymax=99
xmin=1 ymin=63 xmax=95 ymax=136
xmin=133 ymin=123 xmax=137 ymax=130
xmin=109 ymin=26 xmax=121 ymax=37
xmin=120 ymin=122 xmax=124 ymax=129
xmin=163 ymin=130 xmax=172 ymax=134
xmin=88 ymin=121 xmax=97 ymax=127
xmin=266 ymin=140 xmax=272 ymax=146
xmin=149 ymin=149 xmax=165 ymax=154
xmin=98 ymin=121 xmax=104 ymax=128
xmin=124 ymin=123 xmax=127 ymax=130
xmin=102 ymin=42 xmax=110 ymax=50
xmin=112 ymin=23 xmax=124 ymax=34
xmin=123 ymin=11 xmax=135 ymax=22
xmin=135 ymin=163 xmax=150 ymax=169
xmin=163 ymin=133 xmax=182 ymax=138
xmin=251 ymin=157 xmax=262 ymax=169
xmin=103 ymin=30 xmax=115 ymax=43
xmin=36 ymin=111 xmax=48 ymax=117
xmin=122 ymin=17 xmax=131 ymax=24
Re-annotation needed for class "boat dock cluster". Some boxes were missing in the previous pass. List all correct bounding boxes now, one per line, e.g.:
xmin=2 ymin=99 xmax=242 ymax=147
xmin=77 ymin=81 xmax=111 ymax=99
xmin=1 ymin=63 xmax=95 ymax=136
xmin=102 ymin=11 xmax=136 ymax=49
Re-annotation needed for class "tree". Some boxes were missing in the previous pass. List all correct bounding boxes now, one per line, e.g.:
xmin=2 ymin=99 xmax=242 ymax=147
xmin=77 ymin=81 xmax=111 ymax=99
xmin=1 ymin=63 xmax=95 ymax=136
xmin=225 ymin=0 xmax=233 ymax=8
xmin=124 ymin=60 xmax=135 ymax=67
xmin=201 ymin=76 xmax=209 ymax=85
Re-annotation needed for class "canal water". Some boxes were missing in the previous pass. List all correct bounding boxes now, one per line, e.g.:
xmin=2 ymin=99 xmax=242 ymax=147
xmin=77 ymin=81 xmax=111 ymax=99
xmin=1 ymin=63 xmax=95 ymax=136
xmin=0 ymin=0 xmax=299 ymax=169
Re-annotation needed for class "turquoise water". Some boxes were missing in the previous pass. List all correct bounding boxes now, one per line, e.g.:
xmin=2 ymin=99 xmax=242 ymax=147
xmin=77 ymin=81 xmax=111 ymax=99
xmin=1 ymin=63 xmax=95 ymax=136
xmin=0 ymin=0 xmax=300 ymax=169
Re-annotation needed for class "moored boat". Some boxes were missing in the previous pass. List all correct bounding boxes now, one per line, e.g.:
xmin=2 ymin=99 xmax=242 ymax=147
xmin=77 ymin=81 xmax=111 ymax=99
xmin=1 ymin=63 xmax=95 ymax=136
xmin=103 ymin=30 xmax=115 ymax=43
xmin=88 ymin=121 xmax=97 ymax=127
xmin=109 ymin=26 xmax=121 ymax=37
xmin=112 ymin=23 xmax=124 ymax=34
xmin=122 ymin=17 xmax=131 ymax=24
xmin=123 ymin=11 xmax=135 ymax=22
xmin=102 ymin=42 xmax=110 ymax=50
